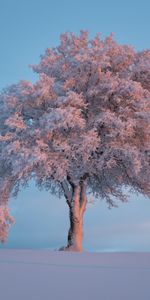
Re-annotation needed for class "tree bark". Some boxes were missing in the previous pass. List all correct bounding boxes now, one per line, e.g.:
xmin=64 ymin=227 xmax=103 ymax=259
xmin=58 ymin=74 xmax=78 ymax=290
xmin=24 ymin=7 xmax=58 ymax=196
xmin=61 ymin=181 xmax=87 ymax=252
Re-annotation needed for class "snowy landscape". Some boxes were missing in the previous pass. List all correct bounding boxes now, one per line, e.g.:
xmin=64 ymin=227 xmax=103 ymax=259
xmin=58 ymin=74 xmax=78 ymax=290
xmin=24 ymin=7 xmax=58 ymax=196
xmin=0 ymin=250 xmax=150 ymax=300
xmin=0 ymin=1 xmax=150 ymax=300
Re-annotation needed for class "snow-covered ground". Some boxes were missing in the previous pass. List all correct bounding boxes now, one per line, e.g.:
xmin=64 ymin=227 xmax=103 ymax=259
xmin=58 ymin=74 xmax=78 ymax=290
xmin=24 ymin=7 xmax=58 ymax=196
xmin=0 ymin=250 xmax=150 ymax=300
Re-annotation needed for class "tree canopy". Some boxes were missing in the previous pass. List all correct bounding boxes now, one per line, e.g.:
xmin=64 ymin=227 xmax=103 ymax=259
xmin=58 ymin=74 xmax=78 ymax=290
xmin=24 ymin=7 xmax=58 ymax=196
xmin=0 ymin=31 xmax=150 ymax=246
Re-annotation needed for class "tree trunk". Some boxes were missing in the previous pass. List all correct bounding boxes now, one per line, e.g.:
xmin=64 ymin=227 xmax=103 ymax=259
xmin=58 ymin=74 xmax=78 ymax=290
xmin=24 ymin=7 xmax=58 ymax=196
xmin=60 ymin=181 xmax=87 ymax=252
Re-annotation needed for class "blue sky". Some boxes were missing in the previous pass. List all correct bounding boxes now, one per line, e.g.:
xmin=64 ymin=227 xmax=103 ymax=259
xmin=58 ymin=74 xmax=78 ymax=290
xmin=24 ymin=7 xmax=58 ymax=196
xmin=0 ymin=0 xmax=150 ymax=251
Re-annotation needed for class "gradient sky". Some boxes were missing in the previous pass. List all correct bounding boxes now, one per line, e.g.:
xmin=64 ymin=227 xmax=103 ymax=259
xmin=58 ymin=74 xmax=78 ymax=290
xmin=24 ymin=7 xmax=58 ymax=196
xmin=0 ymin=0 xmax=150 ymax=251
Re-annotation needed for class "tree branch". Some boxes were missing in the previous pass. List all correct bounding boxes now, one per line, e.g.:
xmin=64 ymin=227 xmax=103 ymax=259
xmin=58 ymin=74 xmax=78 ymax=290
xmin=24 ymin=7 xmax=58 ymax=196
xmin=80 ymin=180 xmax=88 ymax=214
xmin=61 ymin=180 xmax=72 ymax=207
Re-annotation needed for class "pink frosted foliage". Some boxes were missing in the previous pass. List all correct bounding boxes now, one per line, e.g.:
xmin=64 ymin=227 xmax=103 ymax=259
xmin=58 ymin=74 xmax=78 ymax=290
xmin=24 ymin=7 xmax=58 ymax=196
xmin=0 ymin=31 xmax=150 ymax=241
xmin=0 ymin=205 xmax=14 ymax=242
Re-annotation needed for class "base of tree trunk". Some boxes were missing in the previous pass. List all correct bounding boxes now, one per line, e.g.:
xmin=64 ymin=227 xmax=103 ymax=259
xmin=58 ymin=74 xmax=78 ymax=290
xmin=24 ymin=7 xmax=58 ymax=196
xmin=58 ymin=245 xmax=83 ymax=252
xmin=59 ymin=245 xmax=83 ymax=252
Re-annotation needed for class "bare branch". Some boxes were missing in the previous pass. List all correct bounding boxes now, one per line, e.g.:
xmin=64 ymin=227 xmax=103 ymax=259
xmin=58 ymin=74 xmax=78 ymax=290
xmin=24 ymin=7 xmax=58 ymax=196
xmin=61 ymin=180 xmax=72 ymax=207
xmin=80 ymin=180 xmax=88 ymax=214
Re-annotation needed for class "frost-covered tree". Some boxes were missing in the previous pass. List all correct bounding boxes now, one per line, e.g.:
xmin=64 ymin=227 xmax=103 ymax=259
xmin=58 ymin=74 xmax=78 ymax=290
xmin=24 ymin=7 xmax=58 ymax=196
xmin=0 ymin=31 xmax=150 ymax=251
